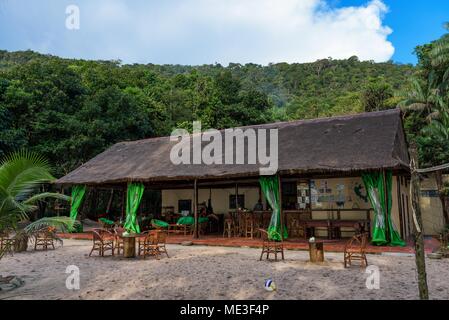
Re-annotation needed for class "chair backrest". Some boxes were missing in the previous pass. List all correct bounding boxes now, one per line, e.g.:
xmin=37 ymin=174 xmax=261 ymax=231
xmin=92 ymin=228 xmax=112 ymax=242
xmin=346 ymin=232 xmax=368 ymax=250
xmin=157 ymin=231 xmax=167 ymax=244
xmin=144 ymin=230 xmax=158 ymax=245
xmin=114 ymin=227 xmax=125 ymax=236
xmin=258 ymin=228 xmax=269 ymax=241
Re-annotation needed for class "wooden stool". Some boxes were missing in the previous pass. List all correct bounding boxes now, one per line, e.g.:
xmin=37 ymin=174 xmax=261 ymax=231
xmin=223 ymin=218 xmax=234 ymax=238
xmin=245 ymin=216 xmax=254 ymax=239
xmin=309 ymin=241 xmax=324 ymax=263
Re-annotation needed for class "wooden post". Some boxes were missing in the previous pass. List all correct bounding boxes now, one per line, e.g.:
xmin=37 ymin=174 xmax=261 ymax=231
xmin=121 ymin=187 xmax=126 ymax=222
xmin=397 ymin=176 xmax=404 ymax=238
xmin=235 ymin=183 xmax=239 ymax=236
xmin=382 ymin=170 xmax=391 ymax=243
xmin=278 ymin=175 xmax=284 ymax=240
xmin=106 ymin=189 xmax=114 ymax=215
xmin=410 ymin=144 xmax=429 ymax=300
xmin=193 ymin=179 xmax=199 ymax=239
xmin=435 ymin=170 xmax=449 ymax=226
xmin=235 ymin=183 xmax=239 ymax=212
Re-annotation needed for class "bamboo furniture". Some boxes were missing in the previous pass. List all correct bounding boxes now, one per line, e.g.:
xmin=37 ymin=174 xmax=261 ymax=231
xmin=0 ymin=232 xmax=15 ymax=256
xmin=343 ymin=232 xmax=369 ymax=268
xmin=223 ymin=218 xmax=235 ymax=238
xmin=89 ymin=228 xmax=115 ymax=257
xmin=168 ymin=223 xmax=191 ymax=236
xmin=156 ymin=231 xmax=169 ymax=258
xmin=34 ymin=229 xmax=56 ymax=251
xmin=114 ymin=227 xmax=125 ymax=255
xmin=138 ymin=231 xmax=159 ymax=260
xmin=244 ymin=215 xmax=254 ymax=239
xmin=258 ymin=228 xmax=284 ymax=261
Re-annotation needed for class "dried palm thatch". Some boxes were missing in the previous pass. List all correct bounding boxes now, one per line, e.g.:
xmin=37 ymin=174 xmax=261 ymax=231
xmin=56 ymin=109 xmax=410 ymax=186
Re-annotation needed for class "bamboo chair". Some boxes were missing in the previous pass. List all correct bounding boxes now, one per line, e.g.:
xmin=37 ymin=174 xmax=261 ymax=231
xmin=114 ymin=227 xmax=125 ymax=255
xmin=244 ymin=215 xmax=255 ymax=239
xmin=137 ymin=230 xmax=152 ymax=254
xmin=89 ymin=228 xmax=115 ymax=257
xmin=344 ymin=232 xmax=369 ymax=268
xmin=258 ymin=228 xmax=284 ymax=261
xmin=156 ymin=231 xmax=169 ymax=258
xmin=139 ymin=231 xmax=160 ymax=260
xmin=34 ymin=229 xmax=56 ymax=251
xmin=0 ymin=231 xmax=15 ymax=257
xmin=223 ymin=218 xmax=235 ymax=238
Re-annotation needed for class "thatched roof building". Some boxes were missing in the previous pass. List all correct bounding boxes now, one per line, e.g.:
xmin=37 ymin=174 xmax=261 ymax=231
xmin=56 ymin=109 xmax=410 ymax=186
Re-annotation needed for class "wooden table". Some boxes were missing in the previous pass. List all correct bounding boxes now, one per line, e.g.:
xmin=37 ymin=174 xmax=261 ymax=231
xmin=309 ymin=241 xmax=324 ymax=263
xmin=121 ymin=234 xmax=138 ymax=258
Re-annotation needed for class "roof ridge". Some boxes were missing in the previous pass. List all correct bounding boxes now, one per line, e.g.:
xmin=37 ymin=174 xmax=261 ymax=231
xmin=117 ymin=109 xmax=401 ymax=146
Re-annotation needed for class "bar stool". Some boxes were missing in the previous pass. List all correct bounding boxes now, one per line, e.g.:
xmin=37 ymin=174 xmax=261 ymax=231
xmin=223 ymin=218 xmax=235 ymax=238
xmin=245 ymin=215 xmax=254 ymax=239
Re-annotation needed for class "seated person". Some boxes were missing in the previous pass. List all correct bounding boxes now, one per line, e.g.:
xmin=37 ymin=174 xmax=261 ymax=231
xmin=253 ymin=199 xmax=264 ymax=211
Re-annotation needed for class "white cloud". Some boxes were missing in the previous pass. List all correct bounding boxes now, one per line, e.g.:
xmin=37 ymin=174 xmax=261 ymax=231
xmin=1 ymin=0 xmax=395 ymax=65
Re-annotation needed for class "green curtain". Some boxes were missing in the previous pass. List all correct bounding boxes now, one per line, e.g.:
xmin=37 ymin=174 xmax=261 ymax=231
xmin=385 ymin=171 xmax=406 ymax=246
xmin=362 ymin=171 xmax=405 ymax=247
xmin=259 ymin=176 xmax=288 ymax=241
xmin=124 ymin=183 xmax=144 ymax=234
xmin=70 ymin=185 xmax=86 ymax=221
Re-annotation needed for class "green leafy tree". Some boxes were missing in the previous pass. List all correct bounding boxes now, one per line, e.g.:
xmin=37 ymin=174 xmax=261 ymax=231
xmin=362 ymin=79 xmax=394 ymax=112
xmin=0 ymin=151 xmax=75 ymax=259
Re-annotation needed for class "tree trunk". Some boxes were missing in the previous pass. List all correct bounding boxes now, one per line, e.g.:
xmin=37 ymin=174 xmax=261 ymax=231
xmin=193 ymin=179 xmax=199 ymax=239
xmin=435 ymin=170 xmax=449 ymax=226
xmin=410 ymin=145 xmax=429 ymax=300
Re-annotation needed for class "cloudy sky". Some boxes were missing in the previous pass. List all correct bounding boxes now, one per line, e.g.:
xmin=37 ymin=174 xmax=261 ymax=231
xmin=0 ymin=0 xmax=447 ymax=65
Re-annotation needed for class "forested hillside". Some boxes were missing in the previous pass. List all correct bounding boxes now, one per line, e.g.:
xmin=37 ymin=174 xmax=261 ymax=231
xmin=0 ymin=49 xmax=425 ymax=176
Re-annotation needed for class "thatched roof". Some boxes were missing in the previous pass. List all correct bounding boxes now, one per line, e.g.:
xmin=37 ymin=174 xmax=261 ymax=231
xmin=56 ymin=109 xmax=410 ymax=185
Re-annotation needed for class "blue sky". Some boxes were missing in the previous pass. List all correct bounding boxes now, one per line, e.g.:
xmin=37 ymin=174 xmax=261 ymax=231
xmin=0 ymin=0 xmax=447 ymax=65
xmin=335 ymin=0 xmax=449 ymax=64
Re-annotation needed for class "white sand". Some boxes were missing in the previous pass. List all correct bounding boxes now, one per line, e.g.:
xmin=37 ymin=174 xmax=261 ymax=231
xmin=0 ymin=239 xmax=448 ymax=300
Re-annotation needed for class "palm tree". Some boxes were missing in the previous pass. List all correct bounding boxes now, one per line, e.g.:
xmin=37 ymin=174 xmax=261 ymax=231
xmin=430 ymin=22 xmax=449 ymax=87
xmin=0 ymin=150 xmax=76 ymax=259
xmin=398 ymin=76 xmax=442 ymax=117
xmin=400 ymin=74 xmax=449 ymax=226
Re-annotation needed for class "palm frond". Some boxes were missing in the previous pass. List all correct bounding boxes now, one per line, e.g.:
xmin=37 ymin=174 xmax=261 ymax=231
xmin=23 ymin=192 xmax=71 ymax=205
xmin=24 ymin=216 xmax=80 ymax=234
xmin=402 ymin=102 xmax=428 ymax=112
xmin=0 ymin=150 xmax=54 ymax=200
xmin=431 ymin=37 xmax=449 ymax=67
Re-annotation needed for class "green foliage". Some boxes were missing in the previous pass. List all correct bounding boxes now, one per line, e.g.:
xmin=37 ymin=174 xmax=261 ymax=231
xmin=401 ymin=23 xmax=449 ymax=167
xmin=0 ymin=50 xmax=416 ymax=176
xmin=0 ymin=150 xmax=70 ymax=232
xmin=362 ymin=79 xmax=394 ymax=112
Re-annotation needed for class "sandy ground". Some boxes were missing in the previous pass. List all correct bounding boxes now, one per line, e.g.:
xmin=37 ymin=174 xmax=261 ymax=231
xmin=0 ymin=239 xmax=448 ymax=300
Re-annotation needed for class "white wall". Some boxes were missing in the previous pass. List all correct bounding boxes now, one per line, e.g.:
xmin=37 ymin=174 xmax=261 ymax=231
xmin=162 ymin=187 xmax=261 ymax=214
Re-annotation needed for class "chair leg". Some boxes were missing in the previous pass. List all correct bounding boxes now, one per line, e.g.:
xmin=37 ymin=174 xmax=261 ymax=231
xmin=363 ymin=254 xmax=368 ymax=268
xmin=260 ymin=246 xmax=265 ymax=261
